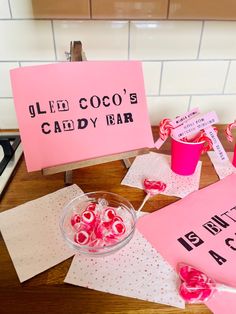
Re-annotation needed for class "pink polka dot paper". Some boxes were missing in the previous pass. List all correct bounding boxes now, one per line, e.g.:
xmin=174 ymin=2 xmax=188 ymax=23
xmin=0 ymin=185 xmax=83 ymax=282
xmin=64 ymin=228 xmax=185 ymax=309
xmin=121 ymin=152 xmax=202 ymax=198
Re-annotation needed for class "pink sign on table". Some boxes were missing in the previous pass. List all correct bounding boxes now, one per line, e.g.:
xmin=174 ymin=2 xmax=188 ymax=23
xmin=10 ymin=61 xmax=154 ymax=172
xmin=137 ymin=174 xmax=236 ymax=313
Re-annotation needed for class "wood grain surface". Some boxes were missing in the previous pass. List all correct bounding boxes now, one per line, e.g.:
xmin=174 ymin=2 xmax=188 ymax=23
xmin=0 ymin=126 xmax=233 ymax=314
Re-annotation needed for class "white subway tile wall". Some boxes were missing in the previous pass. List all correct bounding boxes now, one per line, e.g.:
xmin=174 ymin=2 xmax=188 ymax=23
xmin=0 ymin=62 xmax=18 ymax=97
xmin=0 ymin=20 xmax=55 ymax=61
xmin=200 ymin=22 xmax=236 ymax=59
xmin=0 ymin=0 xmax=11 ymax=18
xmin=224 ymin=61 xmax=236 ymax=94
xmin=0 ymin=99 xmax=17 ymax=128
xmin=0 ymin=3 xmax=236 ymax=129
xmin=190 ymin=95 xmax=236 ymax=123
xmin=130 ymin=21 xmax=202 ymax=60
xmin=53 ymin=21 xmax=129 ymax=61
xmin=161 ymin=61 xmax=229 ymax=95
xmin=9 ymin=0 xmax=34 ymax=18
xmin=142 ymin=62 xmax=162 ymax=95
xmin=147 ymin=96 xmax=190 ymax=125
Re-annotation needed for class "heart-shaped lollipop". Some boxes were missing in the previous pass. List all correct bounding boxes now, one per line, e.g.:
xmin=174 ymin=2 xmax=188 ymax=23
xmin=159 ymin=118 xmax=174 ymax=141
xmin=178 ymin=263 xmax=236 ymax=303
xmin=143 ymin=179 xmax=167 ymax=196
xmin=136 ymin=179 xmax=167 ymax=215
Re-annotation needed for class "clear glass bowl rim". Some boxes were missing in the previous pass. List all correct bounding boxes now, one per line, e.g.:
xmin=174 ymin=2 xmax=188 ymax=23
xmin=59 ymin=191 xmax=137 ymax=253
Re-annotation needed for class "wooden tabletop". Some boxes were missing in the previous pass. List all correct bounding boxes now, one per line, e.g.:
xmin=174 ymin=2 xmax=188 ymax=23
xmin=0 ymin=126 xmax=233 ymax=314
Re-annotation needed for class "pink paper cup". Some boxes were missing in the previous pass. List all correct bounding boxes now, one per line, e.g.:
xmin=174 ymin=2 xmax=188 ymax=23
xmin=171 ymin=136 xmax=205 ymax=176
xmin=233 ymin=143 xmax=236 ymax=168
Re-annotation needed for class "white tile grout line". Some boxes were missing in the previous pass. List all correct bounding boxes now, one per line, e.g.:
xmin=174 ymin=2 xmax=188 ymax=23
xmin=136 ymin=59 xmax=233 ymax=62
xmin=222 ymin=60 xmax=231 ymax=94
xmin=188 ymin=96 xmax=192 ymax=111
xmin=147 ymin=93 xmax=236 ymax=97
xmin=7 ymin=0 xmax=12 ymax=18
xmin=2 ymin=93 xmax=236 ymax=100
xmin=158 ymin=61 xmax=163 ymax=95
xmin=197 ymin=21 xmax=204 ymax=59
xmin=51 ymin=20 xmax=58 ymax=61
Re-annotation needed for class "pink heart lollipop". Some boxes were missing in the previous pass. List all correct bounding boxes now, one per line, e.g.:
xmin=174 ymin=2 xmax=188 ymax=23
xmin=178 ymin=263 xmax=236 ymax=304
xmin=159 ymin=118 xmax=174 ymax=140
xmin=143 ymin=179 xmax=167 ymax=196
xmin=137 ymin=179 xmax=167 ymax=214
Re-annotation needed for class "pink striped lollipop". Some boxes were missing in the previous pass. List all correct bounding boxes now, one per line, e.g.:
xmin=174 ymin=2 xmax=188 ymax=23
xmin=196 ymin=127 xmax=218 ymax=154
xmin=226 ymin=120 xmax=236 ymax=142
xmin=181 ymin=127 xmax=218 ymax=154
xmin=178 ymin=263 xmax=236 ymax=304
xmin=159 ymin=118 xmax=174 ymax=140
xmin=136 ymin=179 xmax=167 ymax=215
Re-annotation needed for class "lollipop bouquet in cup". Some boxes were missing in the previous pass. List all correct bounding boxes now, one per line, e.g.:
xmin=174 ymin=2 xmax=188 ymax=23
xmin=155 ymin=109 xmax=226 ymax=176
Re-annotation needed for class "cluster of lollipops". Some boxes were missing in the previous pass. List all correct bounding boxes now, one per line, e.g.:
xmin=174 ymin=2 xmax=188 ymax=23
xmin=159 ymin=117 xmax=217 ymax=153
xmin=159 ymin=117 xmax=236 ymax=163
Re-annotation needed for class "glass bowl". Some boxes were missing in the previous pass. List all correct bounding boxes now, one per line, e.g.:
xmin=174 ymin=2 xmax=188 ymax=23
xmin=60 ymin=191 xmax=136 ymax=256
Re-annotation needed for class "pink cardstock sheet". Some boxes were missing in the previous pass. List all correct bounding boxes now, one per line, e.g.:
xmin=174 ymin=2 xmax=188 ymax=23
xmin=65 ymin=228 xmax=185 ymax=309
xmin=0 ymin=185 xmax=83 ymax=282
xmin=208 ymin=151 xmax=236 ymax=179
xmin=121 ymin=152 xmax=202 ymax=198
xmin=10 ymin=61 xmax=154 ymax=172
xmin=137 ymin=174 xmax=236 ymax=313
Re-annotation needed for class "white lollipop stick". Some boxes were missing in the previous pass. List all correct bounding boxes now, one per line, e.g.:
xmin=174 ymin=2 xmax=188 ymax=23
xmin=217 ymin=284 xmax=236 ymax=294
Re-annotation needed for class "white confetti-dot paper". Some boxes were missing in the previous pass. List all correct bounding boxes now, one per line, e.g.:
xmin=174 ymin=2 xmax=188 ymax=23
xmin=0 ymin=185 xmax=83 ymax=282
xmin=65 ymin=228 xmax=185 ymax=309
xmin=121 ymin=152 xmax=202 ymax=198
xmin=208 ymin=151 xmax=236 ymax=179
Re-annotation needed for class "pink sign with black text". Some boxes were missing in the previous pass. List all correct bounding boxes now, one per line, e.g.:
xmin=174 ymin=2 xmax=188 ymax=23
xmin=10 ymin=61 xmax=154 ymax=171
xmin=137 ymin=174 xmax=236 ymax=313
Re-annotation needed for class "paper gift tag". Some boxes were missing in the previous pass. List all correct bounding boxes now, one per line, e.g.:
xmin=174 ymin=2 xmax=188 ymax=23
xmin=0 ymin=185 xmax=83 ymax=282
xmin=208 ymin=151 xmax=236 ymax=179
xmin=65 ymin=229 xmax=185 ymax=309
xmin=121 ymin=152 xmax=202 ymax=198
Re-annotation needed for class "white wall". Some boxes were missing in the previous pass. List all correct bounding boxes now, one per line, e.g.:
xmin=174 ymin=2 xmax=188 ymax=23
xmin=0 ymin=0 xmax=236 ymax=128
